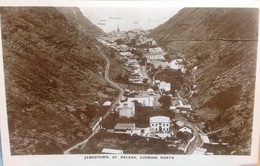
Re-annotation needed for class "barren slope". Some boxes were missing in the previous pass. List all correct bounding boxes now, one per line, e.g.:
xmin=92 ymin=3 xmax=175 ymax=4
xmin=151 ymin=8 xmax=258 ymax=154
xmin=1 ymin=7 xmax=117 ymax=154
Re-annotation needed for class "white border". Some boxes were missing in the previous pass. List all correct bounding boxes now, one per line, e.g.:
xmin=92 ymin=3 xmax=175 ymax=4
xmin=0 ymin=1 xmax=259 ymax=166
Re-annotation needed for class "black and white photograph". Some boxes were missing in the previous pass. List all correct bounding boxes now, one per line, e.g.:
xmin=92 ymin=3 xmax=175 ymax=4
xmin=0 ymin=1 xmax=259 ymax=166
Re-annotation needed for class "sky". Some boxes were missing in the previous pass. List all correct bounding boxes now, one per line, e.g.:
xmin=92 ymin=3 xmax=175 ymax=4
xmin=80 ymin=7 xmax=182 ymax=32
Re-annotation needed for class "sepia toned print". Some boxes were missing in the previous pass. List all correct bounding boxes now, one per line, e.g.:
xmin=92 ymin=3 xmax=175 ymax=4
xmin=1 ymin=7 xmax=258 ymax=156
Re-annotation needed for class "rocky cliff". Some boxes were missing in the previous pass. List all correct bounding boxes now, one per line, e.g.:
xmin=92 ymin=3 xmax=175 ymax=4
xmin=151 ymin=8 xmax=258 ymax=154
xmin=1 ymin=7 xmax=117 ymax=154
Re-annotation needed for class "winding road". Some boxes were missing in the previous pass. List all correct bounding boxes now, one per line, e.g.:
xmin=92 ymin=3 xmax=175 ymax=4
xmin=63 ymin=45 xmax=124 ymax=154
xmin=96 ymin=46 xmax=125 ymax=118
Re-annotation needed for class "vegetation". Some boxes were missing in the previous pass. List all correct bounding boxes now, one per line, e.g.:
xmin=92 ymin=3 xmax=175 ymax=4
xmin=2 ymin=7 xmax=110 ymax=155
xmin=151 ymin=8 xmax=258 ymax=154
xmin=158 ymin=95 xmax=172 ymax=109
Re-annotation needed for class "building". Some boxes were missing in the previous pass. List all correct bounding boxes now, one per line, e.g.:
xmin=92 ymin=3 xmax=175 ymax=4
xmin=101 ymin=148 xmax=123 ymax=154
xmin=169 ymin=59 xmax=186 ymax=73
xmin=159 ymin=81 xmax=171 ymax=92
xmin=150 ymin=116 xmax=170 ymax=133
xmin=103 ymin=101 xmax=112 ymax=106
xmin=175 ymin=120 xmax=185 ymax=128
xmin=192 ymin=147 xmax=207 ymax=155
xmin=199 ymin=134 xmax=210 ymax=144
xmin=179 ymin=126 xmax=192 ymax=134
xmin=128 ymin=95 xmax=155 ymax=107
xmin=120 ymin=52 xmax=133 ymax=58
xmin=117 ymin=101 xmax=135 ymax=118
xmin=114 ymin=123 xmax=135 ymax=132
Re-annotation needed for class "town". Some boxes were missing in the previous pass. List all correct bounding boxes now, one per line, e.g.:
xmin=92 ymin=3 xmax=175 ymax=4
xmin=65 ymin=27 xmax=232 ymax=155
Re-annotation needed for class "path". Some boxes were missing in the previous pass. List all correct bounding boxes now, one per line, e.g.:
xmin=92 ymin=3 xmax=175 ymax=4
xmin=204 ymin=126 xmax=227 ymax=136
xmin=63 ymin=45 xmax=124 ymax=154
xmin=96 ymin=46 xmax=125 ymax=119
xmin=140 ymin=66 xmax=152 ymax=84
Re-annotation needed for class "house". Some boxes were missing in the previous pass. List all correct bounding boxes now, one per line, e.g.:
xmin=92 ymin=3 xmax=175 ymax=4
xmin=179 ymin=127 xmax=192 ymax=134
xmin=175 ymin=120 xmax=185 ymax=128
xmin=101 ymin=148 xmax=124 ymax=154
xmin=128 ymin=95 xmax=155 ymax=107
xmin=117 ymin=101 xmax=135 ymax=118
xmin=114 ymin=123 xmax=135 ymax=132
xmin=103 ymin=101 xmax=112 ymax=106
xmin=192 ymin=147 xmax=207 ymax=155
xmin=169 ymin=59 xmax=186 ymax=73
xmin=199 ymin=134 xmax=210 ymax=144
xmin=147 ymin=88 xmax=155 ymax=95
xmin=150 ymin=116 xmax=170 ymax=133
xmin=147 ymin=88 xmax=154 ymax=93
xmin=175 ymin=98 xmax=192 ymax=111
xmin=159 ymin=81 xmax=171 ymax=92
xmin=120 ymin=52 xmax=133 ymax=58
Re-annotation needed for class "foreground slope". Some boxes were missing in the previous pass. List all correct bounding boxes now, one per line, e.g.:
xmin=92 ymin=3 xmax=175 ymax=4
xmin=1 ymin=7 xmax=117 ymax=154
xmin=151 ymin=8 xmax=258 ymax=154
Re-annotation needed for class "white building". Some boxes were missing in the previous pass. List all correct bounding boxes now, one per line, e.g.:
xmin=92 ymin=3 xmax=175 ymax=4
xmin=148 ymin=47 xmax=165 ymax=55
xmin=192 ymin=147 xmax=207 ymax=155
xmin=150 ymin=116 xmax=170 ymax=133
xmin=103 ymin=101 xmax=112 ymax=106
xmin=159 ymin=81 xmax=171 ymax=92
xmin=120 ymin=52 xmax=133 ymax=58
xmin=128 ymin=95 xmax=155 ymax=107
xmin=169 ymin=59 xmax=186 ymax=73
xmin=199 ymin=134 xmax=210 ymax=144
xmin=179 ymin=126 xmax=192 ymax=134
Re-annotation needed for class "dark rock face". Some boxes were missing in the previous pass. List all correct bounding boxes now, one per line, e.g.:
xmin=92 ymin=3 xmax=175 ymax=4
xmin=1 ymin=7 xmax=114 ymax=154
xmin=151 ymin=8 xmax=258 ymax=154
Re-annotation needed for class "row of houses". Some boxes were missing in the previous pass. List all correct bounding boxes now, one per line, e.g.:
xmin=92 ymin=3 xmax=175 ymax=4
xmin=116 ymin=88 xmax=157 ymax=118
xmin=113 ymin=115 xmax=171 ymax=135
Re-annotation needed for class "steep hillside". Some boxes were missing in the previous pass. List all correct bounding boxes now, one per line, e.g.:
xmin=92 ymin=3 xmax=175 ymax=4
xmin=1 ymin=7 xmax=117 ymax=155
xmin=57 ymin=7 xmax=103 ymax=37
xmin=151 ymin=8 xmax=258 ymax=154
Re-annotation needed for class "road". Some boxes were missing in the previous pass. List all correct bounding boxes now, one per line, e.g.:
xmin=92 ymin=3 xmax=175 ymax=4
xmin=186 ymin=123 xmax=202 ymax=154
xmin=63 ymin=130 xmax=96 ymax=154
xmin=63 ymin=46 xmax=124 ymax=154
xmin=96 ymin=46 xmax=125 ymax=119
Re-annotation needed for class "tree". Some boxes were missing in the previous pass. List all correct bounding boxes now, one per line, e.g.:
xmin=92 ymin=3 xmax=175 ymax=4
xmin=158 ymin=95 xmax=172 ymax=109
xmin=142 ymin=78 xmax=148 ymax=84
xmin=176 ymin=132 xmax=188 ymax=142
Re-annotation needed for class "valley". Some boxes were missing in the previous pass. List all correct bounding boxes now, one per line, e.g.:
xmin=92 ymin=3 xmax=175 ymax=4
xmin=1 ymin=7 xmax=258 ymax=156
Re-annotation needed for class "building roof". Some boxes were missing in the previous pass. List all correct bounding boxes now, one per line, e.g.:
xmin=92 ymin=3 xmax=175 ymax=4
xmin=192 ymin=147 xmax=207 ymax=155
xmin=147 ymin=88 xmax=154 ymax=92
xmin=179 ymin=127 xmax=192 ymax=134
xmin=101 ymin=148 xmax=123 ymax=154
xmin=175 ymin=120 xmax=184 ymax=127
xmin=150 ymin=116 xmax=170 ymax=123
xmin=114 ymin=123 xmax=135 ymax=130
xmin=200 ymin=134 xmax=210 ymax=144
xmin=103 ymin=101 xmax=112 ymax=106
xmin=118 ymin=101 xmax=134 ymax=108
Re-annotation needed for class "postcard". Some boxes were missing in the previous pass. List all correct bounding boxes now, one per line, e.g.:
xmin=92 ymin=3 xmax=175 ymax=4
xmin=0 ymin=1 xmax=259 ymax=166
